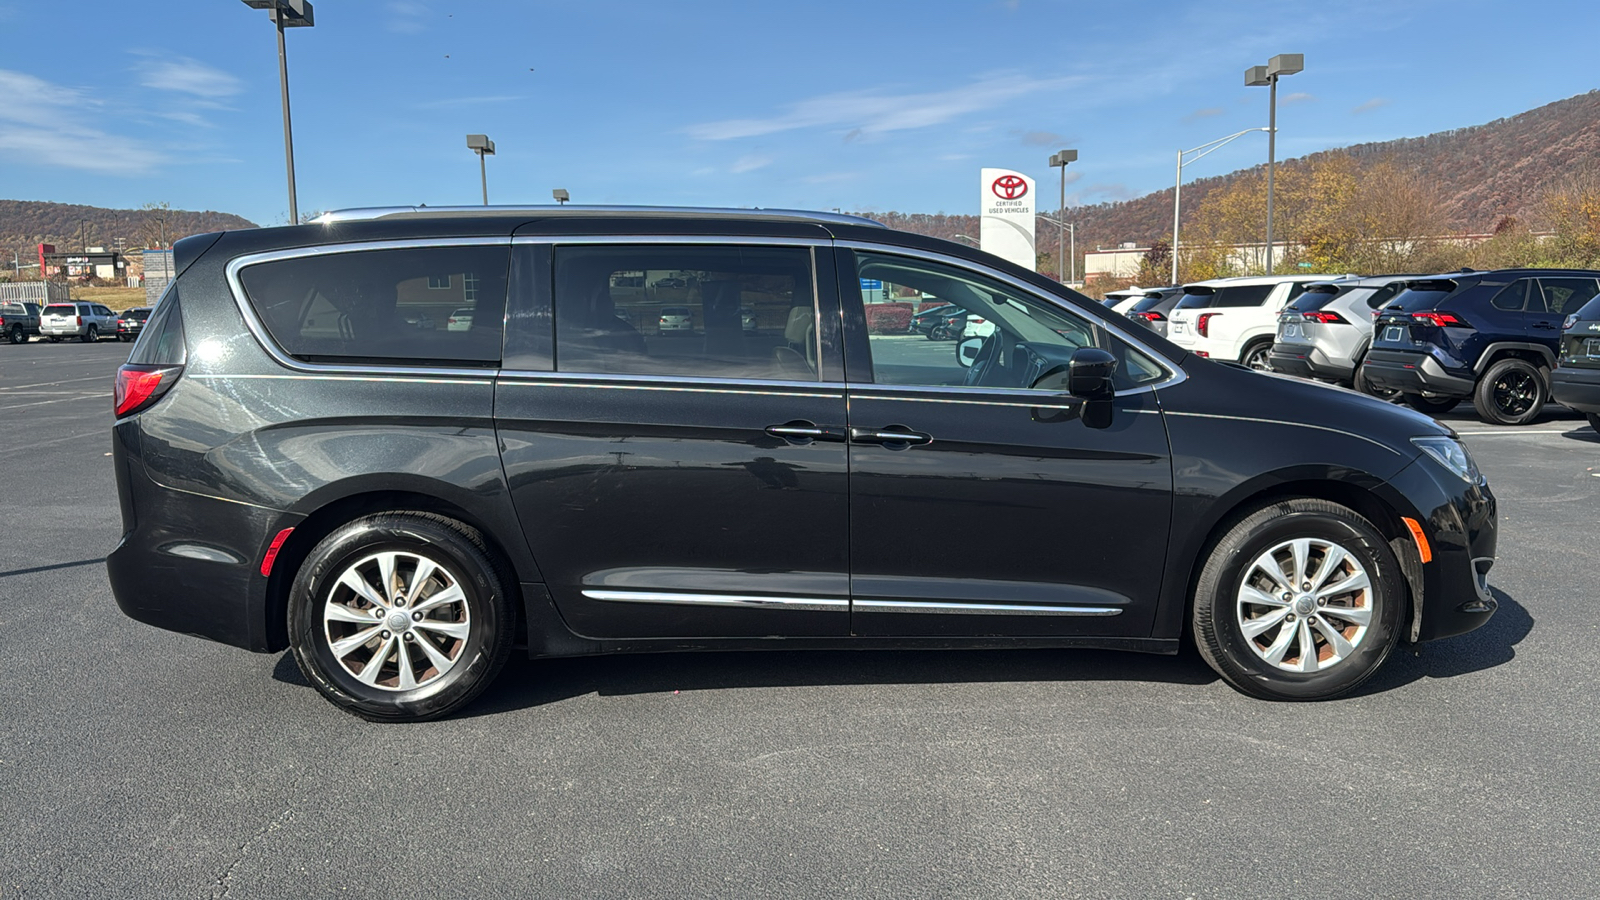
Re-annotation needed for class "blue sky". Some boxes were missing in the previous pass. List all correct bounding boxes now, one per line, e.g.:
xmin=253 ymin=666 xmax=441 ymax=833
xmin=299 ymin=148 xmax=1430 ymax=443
xmin=2 ymin=0 xmax=1597 ymax=228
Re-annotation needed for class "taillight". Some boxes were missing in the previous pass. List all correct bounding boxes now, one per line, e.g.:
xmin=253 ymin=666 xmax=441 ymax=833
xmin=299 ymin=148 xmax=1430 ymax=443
xmin=114 ymin=364 xmax=182 ymax=417
xmin=1412 ymin=311 xmax=1469 ymax=328
xmin=1564 ymin=314 xmax=1580 ymax=331
xmin=1301 ymin=311 xmax=1348 ymax=325
xmin=1132 ymin=311 xmax=1166 ymax=322
xmin=77 ymin=315 xmax=84 ymax=326
xmin=1197 ymin=312 xmax=1220 ymax=337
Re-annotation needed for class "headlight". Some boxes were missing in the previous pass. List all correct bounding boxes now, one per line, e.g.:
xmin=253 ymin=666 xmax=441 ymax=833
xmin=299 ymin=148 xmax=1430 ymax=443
xmin=1412 ymin=436 xmax=1482 ymax=484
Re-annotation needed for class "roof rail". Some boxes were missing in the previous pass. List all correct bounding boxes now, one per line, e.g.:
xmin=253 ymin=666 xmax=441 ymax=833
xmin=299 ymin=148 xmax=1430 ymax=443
xmin=311 ymin=205 xmax=887 ymax=228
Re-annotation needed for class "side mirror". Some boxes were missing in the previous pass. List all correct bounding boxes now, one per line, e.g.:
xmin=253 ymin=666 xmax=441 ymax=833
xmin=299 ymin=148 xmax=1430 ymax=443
xmin=1068 ymin=347 xmax=1117 ymax=400
xmin=955 ymin=336 xmax=983 ymax=368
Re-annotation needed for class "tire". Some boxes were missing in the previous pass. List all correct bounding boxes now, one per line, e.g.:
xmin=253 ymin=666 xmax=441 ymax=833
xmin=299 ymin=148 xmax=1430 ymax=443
xmin=119 ymin=334 xmax=132 ymax=342
xmin=1400 ymin=393 xmax=1458 ymax=414
xmin=1192 ymin=498 xmax=1404 ymax=701
xmin=81 ymin=325 xmax=97 ymax=343
xmin=287 ymin=512 xmax=516 ymax=721
xmin=1472 ymin=358 xmax=1547 ymax=426
xmin=1352 ymin=355 xmax=1398 ymax=400
xmin=48 ymin=336 xmax=60 ymax=343
xmin=7 ymin=325 xmax=24 ymax=344
xmin=1240 ymin=340 xmax=1273 ymax=371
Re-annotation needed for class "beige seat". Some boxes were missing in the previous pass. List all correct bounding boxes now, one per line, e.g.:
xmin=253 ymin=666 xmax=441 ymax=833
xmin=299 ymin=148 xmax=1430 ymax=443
xmin=771 ymin=305 xmax=815 ymax=379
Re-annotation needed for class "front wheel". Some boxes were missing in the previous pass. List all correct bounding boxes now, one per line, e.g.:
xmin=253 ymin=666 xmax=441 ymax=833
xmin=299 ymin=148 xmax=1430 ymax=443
xmin=1400 ymin=393 xmax=1458 ymax=414
xmin=1192 ymin=498 xmax=1404 ymax=701
xmin=1473 ymin=358 xmax=1546 ymax=426
xmin=287 ymin=512 xmax=516 ymax=721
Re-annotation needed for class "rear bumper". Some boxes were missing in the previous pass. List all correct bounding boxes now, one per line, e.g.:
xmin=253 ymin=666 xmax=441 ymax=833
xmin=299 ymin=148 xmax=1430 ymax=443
xmin=1551 ymin=366 xmax=1600 ymax=413
xmin=1269 ymin=344 xmax=1354 ymax=381
xmin=39 ymin=323 xmax=86 ymax=337
xmin=1361 ymin=348 xmax=1477 ymax=397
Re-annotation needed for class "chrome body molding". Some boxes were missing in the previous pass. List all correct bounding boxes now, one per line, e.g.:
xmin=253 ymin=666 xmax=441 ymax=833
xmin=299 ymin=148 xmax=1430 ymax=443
xmin=581 ymin=590 xmax=849 ymax=612
xmin=222 ymin=238 xmax=512 ymax=379
xmin=314 ymin=205 xmax=886 ymax=229
xmin=1163 ymin=410 xmax=1406 ymax=455
xmin=853 ymin=599 xmax=1124 ymax=617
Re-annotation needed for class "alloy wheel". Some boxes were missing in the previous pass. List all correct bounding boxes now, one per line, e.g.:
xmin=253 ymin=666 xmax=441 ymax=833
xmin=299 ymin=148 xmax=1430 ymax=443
xmin=1236 ymin=537 xmax=1373 ymax=673
xmin=1491 ymin=370 xmax=1537 ymax=417
xmin=1244 ymin=344 xmax=1271 ymax=371
xmin=321 ymin=550 xmax=471 ymax=692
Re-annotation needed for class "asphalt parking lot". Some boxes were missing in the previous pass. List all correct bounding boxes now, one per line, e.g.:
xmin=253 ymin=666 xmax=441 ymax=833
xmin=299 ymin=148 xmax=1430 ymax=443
xmin=2 ymin=340 xmax=1597 ymax=898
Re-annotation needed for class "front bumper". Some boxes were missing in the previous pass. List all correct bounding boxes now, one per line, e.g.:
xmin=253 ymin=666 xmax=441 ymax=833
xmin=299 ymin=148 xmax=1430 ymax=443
xmin=1385 ymin=453 xmax=1498 ymax=642
xmin=1552 ymin=365 xmax=1600 ymax=413
xmin=1361 ymin=348 xmax=1477 ymax=398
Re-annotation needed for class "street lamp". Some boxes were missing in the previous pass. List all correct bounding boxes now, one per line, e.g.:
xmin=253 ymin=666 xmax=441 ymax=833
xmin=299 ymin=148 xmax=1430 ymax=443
xmin=1034 ymin=215 xmax=1077 ymax=284
xmin=240 ymin=0 xmax=314 ymax=224
xmin=1247 ymin=53 xmax=1303 ymax=275
xmin=466 ymin=134 xmax=496 ymax=205
xmin=552 ymin=189 xmax=570 ymax=205
xmin=1048 ymin=149 xmax=1077 ymax=284
xmin=1171 ymin=128 xmax=1269 ymax=283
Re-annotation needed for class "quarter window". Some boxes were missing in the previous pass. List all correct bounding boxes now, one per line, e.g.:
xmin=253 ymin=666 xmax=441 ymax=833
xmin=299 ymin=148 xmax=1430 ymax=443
xmin=1490 ymin=281 xmax=1528 ymax=311
xmin=237 ymin=245 xmax=509 ymax=366
xmin=552 ymin=245 xmax=818 ymax=381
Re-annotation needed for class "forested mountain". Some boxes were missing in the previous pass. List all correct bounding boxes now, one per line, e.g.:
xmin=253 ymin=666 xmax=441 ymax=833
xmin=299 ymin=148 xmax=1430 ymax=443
xmin=0 ymin=200 xmax=256 ymax=269
xmin=858 ymin=89 xmax=1600 ymax=263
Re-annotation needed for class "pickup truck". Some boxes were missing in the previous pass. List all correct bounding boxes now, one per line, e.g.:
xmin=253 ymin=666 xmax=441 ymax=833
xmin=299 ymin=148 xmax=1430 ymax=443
xmin=0 ymin=302 xmax=42 ymax=344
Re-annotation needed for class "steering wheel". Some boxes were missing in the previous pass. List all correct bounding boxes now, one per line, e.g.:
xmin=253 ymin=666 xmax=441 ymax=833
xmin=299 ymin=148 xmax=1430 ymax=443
xmin=963 ymin=333 xmax=1002 ymax=387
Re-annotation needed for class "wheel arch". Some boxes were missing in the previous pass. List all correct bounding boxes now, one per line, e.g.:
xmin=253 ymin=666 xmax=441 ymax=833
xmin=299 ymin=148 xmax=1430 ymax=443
xmin=1160 ymin=466 xmax=1427 ymax=647
xmin=261 ymin=481 xmax=540 ymax=653
xmin=1473 ymin=342 xmax=1556 ymax=375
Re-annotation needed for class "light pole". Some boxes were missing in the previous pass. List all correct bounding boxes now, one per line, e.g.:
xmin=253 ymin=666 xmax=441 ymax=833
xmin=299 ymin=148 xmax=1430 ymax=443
xmin=1246 ymin=53 xmax=1303 ymax=275
xmin=1048 ymin=149 xmax=1077 ymax=284
xmin=1034 ymin=216 xmax=1077 ymax=284
xmin=1172 ymin=128 xmax=1269 ymax=283
xmin=240 ymin=0 xmax=314 ymax=224
xmin=552 ymin=189 xmax=570 ymax=205
xmin=467 ymin=134 xmax=496 ymax=205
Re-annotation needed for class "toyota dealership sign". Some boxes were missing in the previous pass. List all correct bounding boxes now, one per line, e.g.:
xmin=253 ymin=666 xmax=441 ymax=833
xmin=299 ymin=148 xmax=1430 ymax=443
xmin=979 ymin=168 xmax=1036 ymax=271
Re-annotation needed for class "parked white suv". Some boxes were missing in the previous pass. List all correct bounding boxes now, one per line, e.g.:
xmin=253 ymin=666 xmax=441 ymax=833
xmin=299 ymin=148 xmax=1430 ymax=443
xmin=1166 ymin=274 xmax=1349 ymax=369
xmin=39 ymin=301 xmax=118 ymax=343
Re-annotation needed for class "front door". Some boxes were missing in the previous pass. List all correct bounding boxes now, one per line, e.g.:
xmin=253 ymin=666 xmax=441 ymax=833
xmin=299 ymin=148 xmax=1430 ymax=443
xmin=495 ymin=240 xmax=852 ymax=639
xmin=837 ymin=247 xmax=1175 ymax=638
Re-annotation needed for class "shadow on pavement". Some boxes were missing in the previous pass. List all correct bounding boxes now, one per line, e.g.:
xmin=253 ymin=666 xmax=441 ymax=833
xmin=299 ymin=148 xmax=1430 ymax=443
xmin=1559 ymin=424 xmax=1598 ymax=443
xmin=1352 ymin=586 xmax=1531 ymax=696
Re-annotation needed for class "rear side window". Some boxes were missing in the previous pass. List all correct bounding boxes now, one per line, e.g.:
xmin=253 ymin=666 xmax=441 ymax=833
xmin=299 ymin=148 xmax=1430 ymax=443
xmin=1535 ymin=278 xmax=1600 ymax=315
xmin=238 ymin=246 xmax=509 ymax=366
xmin=553 ymin=245 xmax=817 ymax=381
xmin=1489 ymin=281 xmax=1528 ymax=311
xmin=127 ymin=291 xmax=187 ymax=366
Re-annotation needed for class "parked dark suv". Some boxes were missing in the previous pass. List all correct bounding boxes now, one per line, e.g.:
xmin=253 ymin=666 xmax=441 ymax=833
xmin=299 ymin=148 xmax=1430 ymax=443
xmin=109 ymin=207 xmax=1498 ymax=720
xmin=1362 ymin=269 xmax=1600 ymax=424
xmin=1552 ymin=292 xmax=1600 ymax=432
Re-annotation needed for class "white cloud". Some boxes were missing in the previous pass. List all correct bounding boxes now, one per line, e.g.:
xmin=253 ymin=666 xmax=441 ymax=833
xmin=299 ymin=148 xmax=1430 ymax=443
xmin=730 ymin=154 xmax=772 ymax=174
xmin=416 ymin=95 xmax=525 ymax=109
xmin=1352 ymin=97 xmax=1390 ymax=114
xmin=686 ymin=73 xmax=1081 ymax=141
xmin=1280 ymin=92 xmax=1316 ymax=105
xmin=0 ymin=69 xmax=166 ymax=175
xmin=388 ymin=1 xmax=429 ymax=34
xmin=1184 ymin=107 xmax=1225 ymax=121
xmin=136 ymin=56 xmax=242 ymax=98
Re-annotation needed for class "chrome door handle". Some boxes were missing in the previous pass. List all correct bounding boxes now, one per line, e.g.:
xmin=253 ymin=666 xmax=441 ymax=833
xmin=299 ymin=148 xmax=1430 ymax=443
xmin=765 ymin=421 xmax=847 ymax=443
xmin=849 ymin=426 xmax=932 ymax=447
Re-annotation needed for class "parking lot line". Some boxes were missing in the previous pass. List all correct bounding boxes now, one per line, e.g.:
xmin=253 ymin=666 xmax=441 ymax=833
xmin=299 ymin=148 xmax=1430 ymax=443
xmin=1456 ymin=430 xmax=1574 ymax=436
xmin=0 ymin=373 xmax=115 ymax=392
xmin=0 ymin=393 xmax=104 ymax=412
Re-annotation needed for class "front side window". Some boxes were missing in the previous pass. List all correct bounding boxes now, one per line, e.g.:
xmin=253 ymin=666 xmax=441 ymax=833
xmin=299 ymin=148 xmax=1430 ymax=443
xmin=852 ymin=251 xmax=1165 ymax=392
xmin=553 ymin=245 xmax=817 ymax=381
xmin=238 ymin=245 xmax=509 ymax=366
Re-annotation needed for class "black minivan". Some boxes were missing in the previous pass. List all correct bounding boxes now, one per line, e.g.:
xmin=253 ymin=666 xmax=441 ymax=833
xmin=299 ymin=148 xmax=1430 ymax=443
xmin=109 ymin=207 xmax=1498 ymax=720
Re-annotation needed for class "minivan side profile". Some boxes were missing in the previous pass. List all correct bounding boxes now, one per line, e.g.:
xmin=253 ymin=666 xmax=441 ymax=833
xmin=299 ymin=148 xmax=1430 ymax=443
xmin=108 ymin=207 xmax=1498 ymax=720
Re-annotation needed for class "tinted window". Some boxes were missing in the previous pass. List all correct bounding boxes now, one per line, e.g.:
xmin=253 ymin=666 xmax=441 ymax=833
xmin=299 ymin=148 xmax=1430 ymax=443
xmin=1392 ymin=280 xmax=1468 ymax=311
xmin=1286 ymin=285 xmax=1346 ymax=312
xmin=1573 ymin=293 xmax=1600 ymax=320
xmin=238 ymin=246 xmax=508 ymax=366
xmin=1365 ymin=283 xmax=1404 ymax=309
xmin=43 ymin=305 xmax=76 ymax=316
xmin=93 ymin=305 xmax=113 ymax=316
xmin=127 ymin=309 xmax=151 ymax=321
xmin=127 ymin=290 xmax=187 ymax=367
xmin=1214 ymin=284 xmax=1276 ymax=308
xmin=553 ymin=245 xmax=816 ymax=381
xmin=1535 ymin=278 xmax=1600 ymax=315
xmin=0 ymin=304 xmax=24 ymax=316
xmin=1489 ymin=281 xmax=1528 ymax=312
xmin=1129 ymin=293 xmax=1170 ymax=313
xmin=1173 ymin=288 xmax=1216 ymax=310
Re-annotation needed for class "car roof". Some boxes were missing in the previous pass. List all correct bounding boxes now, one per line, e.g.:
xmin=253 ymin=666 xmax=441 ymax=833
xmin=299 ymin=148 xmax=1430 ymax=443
xmin=314 ymin=205 xmax=887 ymax=229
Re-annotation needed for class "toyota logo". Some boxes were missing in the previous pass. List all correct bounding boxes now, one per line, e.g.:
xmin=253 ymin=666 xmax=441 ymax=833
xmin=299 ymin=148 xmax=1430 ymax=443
xmin=991 ymin=175 xmax=1028 ymax=200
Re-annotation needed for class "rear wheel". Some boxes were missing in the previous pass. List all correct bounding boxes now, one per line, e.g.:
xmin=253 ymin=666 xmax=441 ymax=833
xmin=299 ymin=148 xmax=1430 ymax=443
xmin=81 ymin=325 xmax=97 ymax=343
xmin=1473 ymin=358 xmax=1546 ymax=426
xmin=1352 ymin=355 xmax=1398 ymax=400
xmin=1192 ymin=498 xmax=1404 ymax=700
xmin=1241 ymin=340 xmax=1272 ymax=371
xmin=7 ymin=325 xmax=24 ymax=344
xmin=1585 ymin=412 xmax=1600 ymax=433
xmin=287 ymin=512 xmax=516 ymax=721
xmin=1400 ymin=393 xmax=1458 ymax=414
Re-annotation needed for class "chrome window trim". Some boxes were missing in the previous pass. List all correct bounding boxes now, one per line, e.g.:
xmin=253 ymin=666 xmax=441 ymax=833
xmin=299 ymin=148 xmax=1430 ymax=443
xmin=835 ymin=240 xmax=1186 ymax=395
xmin=853 ymin=599 xmax=1123 ymax=617
xmin=498 ymin=369 xmax=844 ymax=395
xmin=582 ymin=590 xmax=847 ymax=612
xmin=223 ymin=237 xmax=513 ymax=378
xmin=317 ymin=205 xmax=886 ymax=228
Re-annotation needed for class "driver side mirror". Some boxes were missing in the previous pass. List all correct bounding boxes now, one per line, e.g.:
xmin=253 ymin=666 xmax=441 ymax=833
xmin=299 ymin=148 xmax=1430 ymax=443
xmin=1069 ymin=347 xmax=1117 ymax=429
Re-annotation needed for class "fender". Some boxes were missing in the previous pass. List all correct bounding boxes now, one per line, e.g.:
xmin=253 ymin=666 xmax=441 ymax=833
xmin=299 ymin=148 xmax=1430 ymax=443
xmin=1473 ymin=341 xmax=1556 ymax=373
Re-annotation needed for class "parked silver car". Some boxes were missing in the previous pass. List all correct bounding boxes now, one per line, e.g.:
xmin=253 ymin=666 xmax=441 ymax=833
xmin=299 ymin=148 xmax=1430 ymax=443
xmin=39 ymin=301 xmax=118 ymax=343
xmin=1268 ymin=275 xmax=1417 ymax=395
